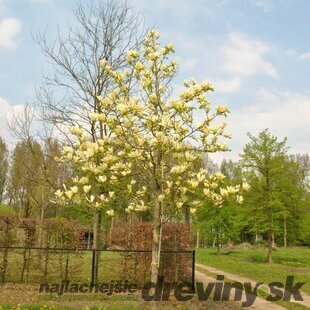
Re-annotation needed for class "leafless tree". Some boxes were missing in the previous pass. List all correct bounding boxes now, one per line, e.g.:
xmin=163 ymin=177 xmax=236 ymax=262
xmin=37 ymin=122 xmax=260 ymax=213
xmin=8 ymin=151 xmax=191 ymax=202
xmin=35 ymin=0 xmax=145 ymax=142
xmin=32 ymin=0 xmax=145 ymax=282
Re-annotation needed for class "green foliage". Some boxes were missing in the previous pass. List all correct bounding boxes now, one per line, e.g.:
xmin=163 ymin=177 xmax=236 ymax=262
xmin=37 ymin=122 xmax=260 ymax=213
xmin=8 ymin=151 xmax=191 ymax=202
xmin=195 ymin=158 xmax=248 ymax=248
xmin=240 ymin=129 xmax=288 ymax=234
xmin=0 ymin=203 xmax=16 ymax=217
xmin=195 ymin=129 xmax=310 ymax=254
xmin=298 ymin=210 xmax=310 ymax=246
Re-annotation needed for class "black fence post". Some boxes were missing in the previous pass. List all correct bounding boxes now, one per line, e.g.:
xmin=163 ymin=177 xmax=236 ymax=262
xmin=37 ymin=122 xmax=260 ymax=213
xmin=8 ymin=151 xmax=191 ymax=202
xmin=91 ymin=249 xmax=97 ymax=286
xmin=191 ymin=250 xmax=195 ymax=293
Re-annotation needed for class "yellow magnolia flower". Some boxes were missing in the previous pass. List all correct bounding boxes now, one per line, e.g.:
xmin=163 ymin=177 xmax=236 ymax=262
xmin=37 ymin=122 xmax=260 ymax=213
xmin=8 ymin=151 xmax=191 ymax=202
xmin=157 ymin=194 xmax=164 ymax=202
xmin=86 ymin=195 xmax=95 ymax=203
xmin=242 ymin=182 xmax=250 ymax=191
xmin=226 ymin=186 xmax=240 ymax=194
xmin=188 ymin=180 xmax=198 ymax=188
xmin=69 ymin=125 xmax=83 ymax=136
xmin=79 ymin=177 xmax=89 ymax=185
xmin=176 ymin=202 xmax=183 ymax=209
xmin=70 ymin=186 xmax=79 ymax=194
xmin=180 ymin=187 xmax=187 ymax=194
xmin=86 ymin=148 xmax=95 ymax=158
xmin=166 ymin=181 xmax=173 ymax=188
xmin=99 ymin=58 xmax=107 ymax=67
xmin=97 ymin=114 xmax=106 ymax=122
xmin=106 ymin=209 xmax=115 ymax=217
xmin=99 ymin=194 xmax=106 ymax=202
xmin=125 ymin=204 xmax=135 ymax=213
xmin=203 ymin=188 xmax=211 ymax=197
xmin=216 ymin=105 xmax=229 ymax=114
xmin=127 ymin=50 xmax=139 ymax=58
xmin=236 ymin=195 xmax=244 ymax=204
xmin=220 ymin=188 xmax=229 ymax=197
xmin=135 ymin=200 xmax=148 ymax=212
xmin=190 ymin=208 xmax=197 ymax=215
xmin=185 ymin=152 xmax=196 ymax=162
xmin=65 ymin=190 xmax=74 ymax=200
xmin=89 ymin=112 xmax=99 ymax=121
xmin=171 ymin=165 xmax=186 ymax=174
xmin=83 ymin=185 xmax=91 ymax=194
xmin=55 ymin=190 xmax=63 ymax=198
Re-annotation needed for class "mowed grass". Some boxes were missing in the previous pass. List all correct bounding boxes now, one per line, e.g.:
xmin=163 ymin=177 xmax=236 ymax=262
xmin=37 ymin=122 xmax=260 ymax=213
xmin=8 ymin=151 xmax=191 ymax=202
xmin=196 ymin=246 xmax=310 ymax=294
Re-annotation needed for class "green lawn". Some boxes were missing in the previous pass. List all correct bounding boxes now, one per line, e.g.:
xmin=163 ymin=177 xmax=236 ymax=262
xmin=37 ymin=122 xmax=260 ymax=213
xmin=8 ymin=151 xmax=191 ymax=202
xmin=196 ymin=246 xmax=310 ymax=294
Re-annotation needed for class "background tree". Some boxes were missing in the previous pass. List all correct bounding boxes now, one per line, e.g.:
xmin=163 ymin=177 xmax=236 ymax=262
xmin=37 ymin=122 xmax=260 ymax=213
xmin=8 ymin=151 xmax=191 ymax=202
xmin=35 ymin=1 xmax=145 ymax=263
xmin=8 ymin=106 xmax=70 ymax=220
xmin=0 ymin=137 xmax=8 ymax=203
xmin=36 ymin=0 xmax=145 ymax=141
xmin=8 ymin=140 xmax=44 ymax=218
xmin=274 ymin=156 xmax=307 ymax=247
xmin=240 ymin=129 xmax=288 ymax=263
xmin=195 ymin=158 xmax=248 ymax=253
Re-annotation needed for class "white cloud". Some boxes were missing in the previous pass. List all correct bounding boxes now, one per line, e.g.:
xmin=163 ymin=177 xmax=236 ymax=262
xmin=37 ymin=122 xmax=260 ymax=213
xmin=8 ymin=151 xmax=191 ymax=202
xmin=299 ymin=52 xmax=310 ymax=60
xmin=0 ymin=17 xmax=21 ymax=50
xmin=210 ymin=89 xmax=310 ymax=164
xmin=0 ymin=97 xmax=25 ymax=141
xmin=211 ymin=76 xmax=241 ymax=93
xmin=222 ymin=32 xmax=277 ymax=78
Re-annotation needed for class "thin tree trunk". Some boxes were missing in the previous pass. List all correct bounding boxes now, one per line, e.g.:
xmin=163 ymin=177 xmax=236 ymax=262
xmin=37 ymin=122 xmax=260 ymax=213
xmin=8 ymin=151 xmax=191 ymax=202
xmin=268 ymin=229 xmax=273 ymax=264
xmin=109 ymin=217 xmax=114 ymax=246
xmin=98 ymin=210 xmax=102 ymax=244
xmin=212 ymin=235 xmax=216 ymax=248
xmin=284 ymin=215 xmax=287 ymax=247
xmin=92 ymin=210 xmax=99 ymax=284
xmin=24 ymin=198 xmax=30 ymax=218
xmin=151 ymin=199 xmax=161 ymax=283
xmin=196 ymin=229 xmax=200 ymax=249
xmin=38 ymin=203 xmax=45 ymax=247
xmin=271 ymin=231 xmax=276 ymax=248
xmin=93 ymin=210 xmax=99 ymax=249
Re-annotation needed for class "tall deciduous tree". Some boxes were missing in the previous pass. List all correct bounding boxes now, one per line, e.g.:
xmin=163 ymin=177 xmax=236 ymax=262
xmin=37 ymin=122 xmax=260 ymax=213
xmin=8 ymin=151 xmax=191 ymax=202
xmin=8 ymin=140 xmax=44 ymax=217
xmin=240 ymin=129 xmax=288 ymax=263
xmin=35 ymin=1 xmax=145 ymax=268
xmin=57 ymin=30 xmax=248 ymax=283
xmin=8 ymin=106 xmax=70 ymax=221
xmin=36 ymin=0 xmax=145 ymax=141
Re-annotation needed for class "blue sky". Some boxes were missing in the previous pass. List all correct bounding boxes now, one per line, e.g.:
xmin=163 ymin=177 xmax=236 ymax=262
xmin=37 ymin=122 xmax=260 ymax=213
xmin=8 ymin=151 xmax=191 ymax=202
xmin=0 ymin=0 xmax=309 ymax=162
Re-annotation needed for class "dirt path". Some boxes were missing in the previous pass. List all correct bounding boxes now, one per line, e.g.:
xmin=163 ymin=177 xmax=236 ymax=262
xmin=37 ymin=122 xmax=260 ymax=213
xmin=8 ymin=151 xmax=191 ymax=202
xmin=195 ymin=263 xmax=310 ymax=309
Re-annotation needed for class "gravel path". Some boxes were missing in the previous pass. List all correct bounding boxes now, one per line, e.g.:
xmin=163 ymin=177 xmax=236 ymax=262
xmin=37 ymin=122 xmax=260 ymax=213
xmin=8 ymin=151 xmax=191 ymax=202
xmin=195 ymin=263 xmax=309 ymax=309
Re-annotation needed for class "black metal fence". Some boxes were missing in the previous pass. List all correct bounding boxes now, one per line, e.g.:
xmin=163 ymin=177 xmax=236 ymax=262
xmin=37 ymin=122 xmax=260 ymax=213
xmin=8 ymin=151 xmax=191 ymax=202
xmin=0 ymin=246 xmax=195 ymax=287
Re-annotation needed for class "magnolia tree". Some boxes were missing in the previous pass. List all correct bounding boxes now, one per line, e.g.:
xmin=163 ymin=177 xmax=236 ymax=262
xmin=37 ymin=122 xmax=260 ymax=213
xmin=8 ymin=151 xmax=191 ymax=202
xmin=56 ymin=30 xmax=249 ymax=283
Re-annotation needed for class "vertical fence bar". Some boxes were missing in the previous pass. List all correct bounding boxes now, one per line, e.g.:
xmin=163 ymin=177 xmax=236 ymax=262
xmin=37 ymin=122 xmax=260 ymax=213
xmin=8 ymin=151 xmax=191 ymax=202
xmin=191 ymin=250 xmax=195 ymax=293
xmin=91 ymin=249 xmax=96 ymax=285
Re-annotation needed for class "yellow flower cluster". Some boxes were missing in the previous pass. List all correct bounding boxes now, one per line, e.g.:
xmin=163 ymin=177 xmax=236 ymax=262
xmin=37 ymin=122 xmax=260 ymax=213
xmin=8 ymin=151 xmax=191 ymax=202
xmin=56 ymin=29 xmax=248 ymax=218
